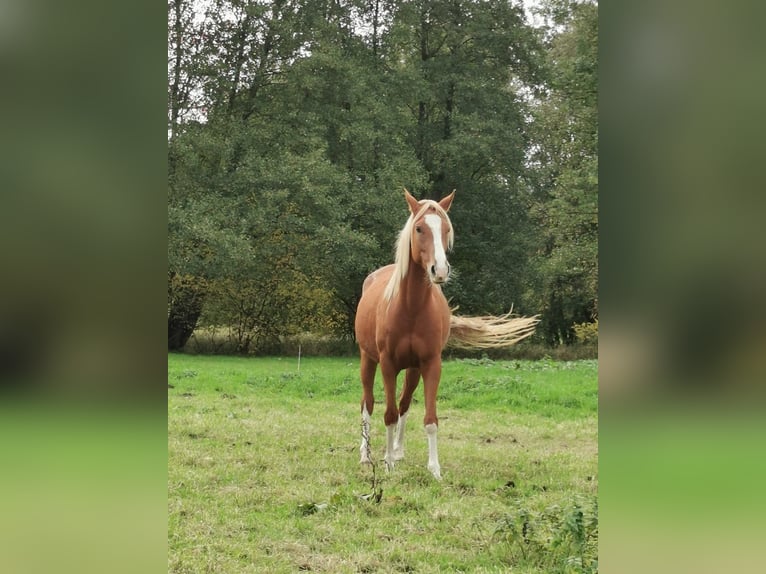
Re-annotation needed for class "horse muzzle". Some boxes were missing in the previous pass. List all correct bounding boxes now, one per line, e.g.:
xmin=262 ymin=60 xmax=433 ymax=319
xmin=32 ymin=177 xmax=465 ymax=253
xmin=429 ymin=263 xmax=451 ymax=284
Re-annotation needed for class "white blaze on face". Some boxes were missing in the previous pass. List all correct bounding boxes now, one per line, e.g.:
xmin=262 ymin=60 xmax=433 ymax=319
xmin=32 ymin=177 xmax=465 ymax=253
xmin=424 ymin=213 xmax=449 ymax=281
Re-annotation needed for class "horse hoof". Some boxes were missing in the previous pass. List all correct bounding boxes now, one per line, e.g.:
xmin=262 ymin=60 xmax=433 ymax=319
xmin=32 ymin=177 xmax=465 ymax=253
xmin=392 ymin=449 xmax=404 ymax=461
xmin=428 ymin=464 xmax=442 ymax=480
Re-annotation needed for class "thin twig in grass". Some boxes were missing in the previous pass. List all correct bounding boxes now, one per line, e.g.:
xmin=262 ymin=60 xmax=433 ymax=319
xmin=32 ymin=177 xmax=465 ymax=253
xmin=360 ymin=416 xmax=383 ymax=503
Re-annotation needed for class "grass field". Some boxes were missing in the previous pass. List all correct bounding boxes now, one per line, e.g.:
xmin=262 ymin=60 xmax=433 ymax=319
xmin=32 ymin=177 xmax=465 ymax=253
xmin=168 ymin=354 xmax=598 ymax=573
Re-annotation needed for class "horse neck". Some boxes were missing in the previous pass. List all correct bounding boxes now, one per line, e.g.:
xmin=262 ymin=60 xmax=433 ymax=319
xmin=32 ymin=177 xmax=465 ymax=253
xmin=399 ymin=257 xmax=433 ymax=311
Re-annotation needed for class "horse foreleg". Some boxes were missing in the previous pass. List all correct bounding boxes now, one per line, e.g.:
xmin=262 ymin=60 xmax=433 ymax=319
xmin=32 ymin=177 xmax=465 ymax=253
xmin=422 ymin=360 xmax=442 ymax=479
xmin=380 ymin=358 xmax=400 ymax=472
xmin=394 ymin=367 xmax=420 ymax=461
xmin=359 ymin=353 xmax=377 ymax=465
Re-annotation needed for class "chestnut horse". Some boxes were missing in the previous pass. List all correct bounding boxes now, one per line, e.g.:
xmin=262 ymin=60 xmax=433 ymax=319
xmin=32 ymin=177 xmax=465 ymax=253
xmin=355 ymin=190 xmax=538 ymax=479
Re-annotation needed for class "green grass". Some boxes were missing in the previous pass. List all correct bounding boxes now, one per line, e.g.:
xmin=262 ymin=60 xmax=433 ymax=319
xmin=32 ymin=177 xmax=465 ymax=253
xmin=168 ymin=354 xmax=598 ymax=573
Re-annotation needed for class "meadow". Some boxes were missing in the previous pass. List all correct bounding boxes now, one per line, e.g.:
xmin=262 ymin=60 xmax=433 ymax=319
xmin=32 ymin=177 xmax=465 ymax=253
xmin=168 ymin=354 xmax=598 ymax=573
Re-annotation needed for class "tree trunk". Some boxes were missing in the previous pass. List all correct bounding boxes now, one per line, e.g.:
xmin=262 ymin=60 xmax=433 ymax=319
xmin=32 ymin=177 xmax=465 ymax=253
xmin=168 ymin=279 xmax=205 ymax=350
xmin=169 ymin=0 xmax=184 ymax=139
xmin=371 ymin=0 xmax=380 ymax=59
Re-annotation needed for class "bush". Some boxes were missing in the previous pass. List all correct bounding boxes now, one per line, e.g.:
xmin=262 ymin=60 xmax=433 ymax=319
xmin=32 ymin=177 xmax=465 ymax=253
xmin=183 ymin=327 xmax=238 ymax=355
xmin=183 ymin=330 xmax=599 ymax=360
xmin=279 ymin=333 xmax=357 ymax=357
xmin=182 ymin=329 xmax=357 ymax=356
xmin=573 ymin=320 xmax=598 ymax=345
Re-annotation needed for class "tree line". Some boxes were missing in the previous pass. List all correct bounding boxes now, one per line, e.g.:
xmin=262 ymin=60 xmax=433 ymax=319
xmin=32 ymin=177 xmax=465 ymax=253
xmin=168 ymin=0 xmax=597 ymax=353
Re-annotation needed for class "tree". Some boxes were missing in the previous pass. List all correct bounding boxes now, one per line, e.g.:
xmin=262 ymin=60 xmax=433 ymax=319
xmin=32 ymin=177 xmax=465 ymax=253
xmin=166 ymin=0 xmax=595 ymax=352
xmin=168 ymin=0 xmax=211 ymax=349
xmin=167 ymin=0 xmax=394 ymax=350
xmin=383 ymin=0 xmax=544 ymax=316
xmin=167 ymin=0 xmax=316 ymax=350
xmin=527 ymin=0 xmax=598 ymax=344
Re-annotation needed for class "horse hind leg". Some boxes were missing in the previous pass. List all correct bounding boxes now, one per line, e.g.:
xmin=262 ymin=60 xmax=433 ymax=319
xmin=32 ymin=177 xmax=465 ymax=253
xmin=359 ymin=352 xmax=377 ymax=465
xmin=393 ymin=367 xmax=420 ymax=461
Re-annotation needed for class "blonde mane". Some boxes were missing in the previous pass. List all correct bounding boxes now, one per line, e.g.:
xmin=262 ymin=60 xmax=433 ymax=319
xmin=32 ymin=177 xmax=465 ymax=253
xmin=383 ymin=200 xmax=454 ymax=302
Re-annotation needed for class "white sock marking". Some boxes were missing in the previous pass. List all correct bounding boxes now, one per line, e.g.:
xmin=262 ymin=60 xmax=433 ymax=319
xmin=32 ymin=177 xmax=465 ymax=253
xmin=393 ymin=411 xmax=408 ymax=460
xmin=425 ymin=423 xmax=441 ymax=479
xmin=384 ymin=423 xmax=397 ymax=472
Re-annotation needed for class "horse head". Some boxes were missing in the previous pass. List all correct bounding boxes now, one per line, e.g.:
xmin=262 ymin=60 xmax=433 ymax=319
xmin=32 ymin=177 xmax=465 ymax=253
xmin=404 ymin=189 xmax=455 ymax=285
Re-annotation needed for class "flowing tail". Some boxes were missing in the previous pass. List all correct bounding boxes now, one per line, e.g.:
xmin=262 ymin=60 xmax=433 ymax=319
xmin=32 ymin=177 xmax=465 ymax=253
xmin=448 ymin=308 xmax=540 ymax=349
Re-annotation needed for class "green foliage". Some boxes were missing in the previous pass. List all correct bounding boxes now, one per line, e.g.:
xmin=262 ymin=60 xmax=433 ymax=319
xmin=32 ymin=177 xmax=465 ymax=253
xmin=527 ymin=0 xmax=598 ymax=344
xmin=573 ymin=319 xmax=598 ymax=345
xmin=198 ymin=277 xmax=339 ymax=355
xmin=167 ymin=0 xmax=598 ymax=350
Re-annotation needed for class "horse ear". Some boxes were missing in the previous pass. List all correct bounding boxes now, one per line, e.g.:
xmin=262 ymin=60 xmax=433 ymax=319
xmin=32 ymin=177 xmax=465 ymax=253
xmin=439 ymin=190 xmax=456 ymax=212
xmin=404 ymin=188 xmax=420 ymax=213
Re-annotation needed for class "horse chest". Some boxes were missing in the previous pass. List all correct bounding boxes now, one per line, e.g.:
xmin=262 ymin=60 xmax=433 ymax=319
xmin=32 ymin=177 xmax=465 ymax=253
xmin=379 ymin=309 xmax=447 ymax=369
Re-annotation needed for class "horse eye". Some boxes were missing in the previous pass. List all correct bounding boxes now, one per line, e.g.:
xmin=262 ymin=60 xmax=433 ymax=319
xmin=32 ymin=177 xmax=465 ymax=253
xmin=415 ymin=226 xmax=422 ymax=233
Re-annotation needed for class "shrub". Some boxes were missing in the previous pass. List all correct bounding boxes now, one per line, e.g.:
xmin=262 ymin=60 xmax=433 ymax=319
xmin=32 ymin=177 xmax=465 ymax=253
xmin=573 ymin=320 xmax=598 ymax=345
